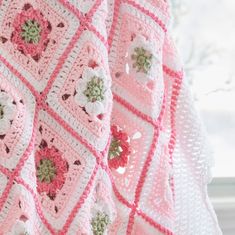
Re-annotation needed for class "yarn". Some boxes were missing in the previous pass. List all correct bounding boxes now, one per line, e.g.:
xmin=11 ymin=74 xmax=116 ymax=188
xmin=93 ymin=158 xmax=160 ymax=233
xmin=0 ymin=0 xmax=221 ymax=234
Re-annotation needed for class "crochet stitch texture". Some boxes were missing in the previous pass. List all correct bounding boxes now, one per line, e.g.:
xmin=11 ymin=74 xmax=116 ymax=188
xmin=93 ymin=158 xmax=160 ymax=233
xmin=0 ymin=0 xmax=222 ymax=234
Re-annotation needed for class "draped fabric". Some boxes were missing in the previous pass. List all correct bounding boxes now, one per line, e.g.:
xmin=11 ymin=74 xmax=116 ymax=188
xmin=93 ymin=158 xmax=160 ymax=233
xmin=0 ymin=0 xmax=221 ymax=234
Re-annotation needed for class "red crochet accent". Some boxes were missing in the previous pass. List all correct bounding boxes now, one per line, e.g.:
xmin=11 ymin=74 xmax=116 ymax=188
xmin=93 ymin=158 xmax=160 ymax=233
xmin=35 ymin=146 xmax=68 ymax=198
xmin=108 ymin=125 xmax=131 ymax=169
xmin=11 ymin=4 xmax=50 ymax=57
xmin=0 ymin=0 xmax=220 ymax=234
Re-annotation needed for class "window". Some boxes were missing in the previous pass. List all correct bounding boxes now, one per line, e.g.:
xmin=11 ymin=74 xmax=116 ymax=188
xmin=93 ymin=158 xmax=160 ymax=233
xmin=171 ymin=1 xmax=235 ymax=233
xmin=171 ymin=0 xmax=235 ymax=177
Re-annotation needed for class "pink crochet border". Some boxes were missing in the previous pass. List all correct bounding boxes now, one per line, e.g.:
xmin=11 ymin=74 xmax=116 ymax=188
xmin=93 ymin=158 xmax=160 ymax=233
xmin=40 ymin=0 xmax=109 ymax=101
xmin=106 ymin=3 xmax=173 ymax=232
xmin=113 ymin=94 xmax=159 ymax=127
xmin=114 ymin=92 xmax=172 ymax=234
xmin=0 ymin=0 xmax=182 ymax=234
xmin=0 ymin=87 xmax=40 ymax=213
xmin=106 ymin=159 xmax=174 ymax=235
xmin=163 ymin=67 xmax=184 ymax=159
xmin=123 ymin=0 xmax=167 ymax=32
xmin=163 ymin=65 xmax=183 ymax=201
xmin=0 ymin=54 xmax=182 ymax=234
xmin=108 ymin=0 xmax=167 ymax=50
xmin=0 ymin=1 xmax=108 ymax=233
xmin=111 ymin=66 xmax=183 ymax=234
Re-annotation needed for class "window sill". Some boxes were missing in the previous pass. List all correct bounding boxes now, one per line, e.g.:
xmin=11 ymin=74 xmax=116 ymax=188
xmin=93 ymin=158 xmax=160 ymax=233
xmin=208 ymin=177 xmax=235 ymax=235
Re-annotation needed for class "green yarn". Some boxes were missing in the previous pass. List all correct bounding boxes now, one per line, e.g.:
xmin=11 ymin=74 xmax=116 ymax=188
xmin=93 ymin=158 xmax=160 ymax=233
xmin=91 ymin=212 xmax=110 ymax=235
xmin=131 ymin=47 xmax=153 ymax=74
xmin=21 ymin=20 xmax=41 ymax=44
xmin=37 ymin=159 xmax=56 ymax=183
xmin=83 ymin=76 xmax=105 ymax=102
xmin=108 ymin=138 xmax=122 ymax=160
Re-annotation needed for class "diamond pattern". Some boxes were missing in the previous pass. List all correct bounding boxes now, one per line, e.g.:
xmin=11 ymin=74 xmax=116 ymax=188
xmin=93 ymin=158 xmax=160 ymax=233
xmin=109 ymin=2 xmax=165 ymax=119
xmin=0 ymin=61 xmax=36 ymax=170
xmin=107 ymin=2 xmax=173 ymax=234
xmin=110 ymin=100 xmax=154 ymax=202
xmin=45 ymin=30 xmax=111 ymax=151
xmin=33 ymin=110 xmax=96 ymax=230
xmin=0 ymin=0 xmax=80 ymax=92
xmin=138 ymin=132 xmax=174 ymax=232
xmin=0 ymin=0 xmax=175 ymax=234
xmin=0 ymin=0 xmax=107 ymax=233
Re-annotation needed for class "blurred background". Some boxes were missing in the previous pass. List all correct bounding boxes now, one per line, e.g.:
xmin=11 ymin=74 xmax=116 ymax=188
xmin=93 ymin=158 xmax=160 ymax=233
xmin=170 ymin=0 xmax=235 ymax=234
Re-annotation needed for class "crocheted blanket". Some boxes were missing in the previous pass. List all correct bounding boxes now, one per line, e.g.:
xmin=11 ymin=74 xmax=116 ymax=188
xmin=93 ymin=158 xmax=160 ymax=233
xmin=0 ymin=0 xmax=222 ymax=234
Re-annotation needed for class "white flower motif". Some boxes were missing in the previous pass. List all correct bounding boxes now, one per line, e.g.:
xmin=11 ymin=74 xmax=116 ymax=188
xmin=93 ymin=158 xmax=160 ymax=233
xmin=7 ymin=219 xmax=32 ymax=235
xmin=127 ymin=35 xmax=159 ymax=84
xmin=90 ymin=202 xmax=111 ymax=235
xmin=0 ymin=91 xmax=16 ymax=135
xmin=74 ymin=67 xmax=111 ymax=117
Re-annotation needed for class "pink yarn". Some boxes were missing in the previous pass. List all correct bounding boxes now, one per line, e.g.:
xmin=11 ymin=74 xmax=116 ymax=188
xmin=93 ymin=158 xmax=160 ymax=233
xmin=108 ymin=125 xmax=131 ymax=169
xmin=0 ymin=0 xmax=221 ymax=234
xmin=35 ymin=146 xmax=68 ymax=198
xmin=11 ymin=4 xmax=50 ymax=57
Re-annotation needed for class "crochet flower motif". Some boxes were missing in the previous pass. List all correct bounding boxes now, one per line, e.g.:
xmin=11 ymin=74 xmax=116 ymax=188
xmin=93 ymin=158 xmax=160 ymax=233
xmin=74 ymin=67 xmax=111 ymax=116
xmin=131 ymin=47 xmax=152 ymax=74
xmin=35 ymin=146 xmax=68 ymax=198
xmin=0 ymin=91 xmax=16 ymax=135
xmin=8 ymin=219 xmax=31 ymax=235
xmin=91 ymin=211 xmax=110 ymax=235
xmin=128 ymin=35 xmax=158 ymax=84
xmin=108 ymin=125 xmax=131 ymax=169
xmin=21 ymin=20 xmax=41 ymax=44
xmin=11 ymin=5 xmax=50 ymax=57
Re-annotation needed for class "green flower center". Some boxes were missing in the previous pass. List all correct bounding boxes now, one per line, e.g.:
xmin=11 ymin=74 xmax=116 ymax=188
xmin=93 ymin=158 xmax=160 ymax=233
xmin=21 ymin=19 xmax=41 ymax=44
xmin=37 ymin=159 xmax=56 ymax=183
xmin=108 ymin=138 xmax=122 ymax=160
xmin=0 ymin=104 xmax=4 ymax=119
xmin=91 ymin=212 xmax=110 ymax=235
xmin=131 ymin=47 xmax=153 ymax=74
xmin=83 ymin=76 xmax=105 ymax=102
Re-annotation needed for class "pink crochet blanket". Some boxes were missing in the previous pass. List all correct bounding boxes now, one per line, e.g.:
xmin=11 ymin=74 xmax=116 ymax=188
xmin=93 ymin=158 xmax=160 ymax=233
xmin=0 ymin=0 xmax=222 ymax=234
